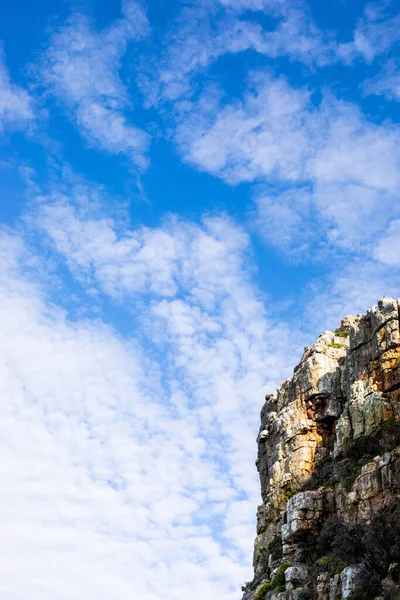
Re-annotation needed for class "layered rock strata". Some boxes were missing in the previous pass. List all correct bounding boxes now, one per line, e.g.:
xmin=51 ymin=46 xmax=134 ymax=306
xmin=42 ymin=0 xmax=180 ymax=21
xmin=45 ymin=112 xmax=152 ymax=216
xmin=242 ymin=298 xmax=400 ymax=600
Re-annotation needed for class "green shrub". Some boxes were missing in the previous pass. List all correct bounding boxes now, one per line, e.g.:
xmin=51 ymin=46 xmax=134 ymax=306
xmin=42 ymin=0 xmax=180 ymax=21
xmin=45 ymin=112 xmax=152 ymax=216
xmin=316 ymin=555 xmax=331 ymax=567
xmin=298 ymin=591 xmax=312 ymax=600
xmin=254 ymin=564 xmax=290 ymax=598
xmin=270 ymin=563 xmax=290 ymax=589
xmin=282 ymin=481 xmax=299 ymax=500
xmin=329 ymin=563 xmax=346 ymax=577
xmin=311 ymin=500 xmax=400 ymax=599
xmin=334 ymin=329 xmax=350 ymax=337
xmin=304 ymin=457 xmax=335 ymax=490
xmin=254 ymin=578 xmax=271 ymax=600
xmin=316 ymin=554 xmax=346 ymax=575
xmin=342 ymin=435 xmax=380 ymax=462
xmin=382 ymin=417 xmax=400 ymax=449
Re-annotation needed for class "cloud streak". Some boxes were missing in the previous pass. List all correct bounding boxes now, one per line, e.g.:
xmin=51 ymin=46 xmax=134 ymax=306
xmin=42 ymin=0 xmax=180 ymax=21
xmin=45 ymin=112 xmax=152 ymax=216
xmin=172 ymin=72 xmax=400 ymax=257
xmin=138 ymin=0 xmax=333 ymax=108
xmin=0 ymin=45 xmax=33 ymax=132
xmin=337 ymin=5 xmax=400 ymax=64
xmin=40 ymin=1 xmax=150 ymax=168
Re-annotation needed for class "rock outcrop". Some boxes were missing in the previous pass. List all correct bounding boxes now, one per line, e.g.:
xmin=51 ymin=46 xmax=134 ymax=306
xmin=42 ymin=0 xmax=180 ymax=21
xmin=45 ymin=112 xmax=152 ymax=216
xmin=242 ymin=298 xmax=400 ymax=600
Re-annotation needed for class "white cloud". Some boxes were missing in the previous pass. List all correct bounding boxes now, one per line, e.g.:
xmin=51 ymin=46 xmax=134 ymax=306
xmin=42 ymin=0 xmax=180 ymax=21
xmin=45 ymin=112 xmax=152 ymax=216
xmin=337 ymin=7 xmax=400 ymax=64
xmin=308 ymin=102 xmax=400 ymax=190
xmin=138 ymin=1 xmax=330 ymax=107
xmin=0 ymin=180 xmax=305 ymax=599
xmin=3 ymin=204 xmax=399 ymax=600
xmin=0 ymin=45 xmax=33 ymax=132
xmin=255 ymin=187 xmax=316 ymax=256
xmin=256 ymin=182 xmax=396 ymax=257
xmin=174 ymin=74 xmax=400 ymax=255
xmin=303 ymin=257 xmax=400 ymax=333
xmin=139 ymin=0 xmax=400 ymax=113
xmin=217 ymin=0 xmax=289 ymax=11
xmin=40 ymin=1 xmax=150 ymax=168
xmin=364 ymin=59 xmax=400 ymax=101
xmin=176 ymin=77 xmax=400 ymax=189
xmin=312 ymin=183 xmax=394 ymax=250
xmin=37 ymin=199 xmax=183 ymax=298
xmin=374 ymin=219 xmax=400 ymax=266
xmin=0 ymin=229 xmax=247 ymax=599
xmin=174 ymin=75 xmax=312 ymax=183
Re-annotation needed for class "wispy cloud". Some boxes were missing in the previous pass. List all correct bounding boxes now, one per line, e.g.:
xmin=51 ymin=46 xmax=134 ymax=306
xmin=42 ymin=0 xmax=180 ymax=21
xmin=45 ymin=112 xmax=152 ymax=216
xmin=303 ymin=257 xmax=400 ymax=332
xmin=174 ymin=74 xmax=313 ymax=183
xmin=337 ymin=4 xmax=400 ymax=64
xmin=139 ymin=1 xmax=331 ymax=107
xmin=40 ymin=1 xmax=150 ymax=168
xmin=139 ymin=0 xmax=400 ymax=113
xmin=0 ymin=45 xmax=33 ymax=133
xmin=217 ymin=0 xmax=291 ymax=11
xmin=0 ymin=175 xmax=305 ymax=599
xmin=374 ymin=219 xmax=400 ymax=266
xmin=364 ymin=59 xmax=400 ymax=101
xmin=173 ymin=72 xmax=400 ymax=256
xmin=254 ymin=187 xmax=316 ymax=257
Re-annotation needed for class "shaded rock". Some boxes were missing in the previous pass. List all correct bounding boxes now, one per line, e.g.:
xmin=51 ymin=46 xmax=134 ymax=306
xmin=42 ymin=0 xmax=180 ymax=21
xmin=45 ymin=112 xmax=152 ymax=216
xmin=340 ymin=565 xmax=364 ymax=599
xmin=285 ymin=565 xmax=308 ymax=587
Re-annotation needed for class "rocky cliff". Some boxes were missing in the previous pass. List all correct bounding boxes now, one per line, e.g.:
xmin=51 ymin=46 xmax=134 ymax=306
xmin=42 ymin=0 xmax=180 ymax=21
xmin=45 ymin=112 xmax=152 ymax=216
xmin=242 ymin=297 xmax=400 ymax=600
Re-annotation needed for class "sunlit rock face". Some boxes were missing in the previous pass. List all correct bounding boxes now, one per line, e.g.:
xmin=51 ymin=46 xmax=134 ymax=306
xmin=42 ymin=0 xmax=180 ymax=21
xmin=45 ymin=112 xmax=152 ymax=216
xmin=242 ymin=298 xmax=400 ymax=600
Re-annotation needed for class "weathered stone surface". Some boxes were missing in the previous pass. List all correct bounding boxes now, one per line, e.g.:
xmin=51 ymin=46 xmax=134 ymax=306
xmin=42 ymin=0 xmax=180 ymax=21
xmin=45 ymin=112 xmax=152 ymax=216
xmin=282 ymin=491 xmax=329 ymax=543
xmin=327 ymin=573 xmax=341 ymax=600
xmin=340 ymin=566 xmax=364 ymax=600
xmin=285 ymin=565 xmax=308 ymax=587
xmin=316 ymin=573 xmax=329 ymax=600
xmin=242 ymin=298 xmax=400 ymax=600
xmin=242 ymin=588 xmax=256 ymax=600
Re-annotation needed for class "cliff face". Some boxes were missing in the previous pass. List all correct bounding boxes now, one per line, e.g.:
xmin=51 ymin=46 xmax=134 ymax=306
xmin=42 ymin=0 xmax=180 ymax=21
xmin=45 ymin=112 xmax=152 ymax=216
xmin=242 ymin=298 xmax=400 ymax=600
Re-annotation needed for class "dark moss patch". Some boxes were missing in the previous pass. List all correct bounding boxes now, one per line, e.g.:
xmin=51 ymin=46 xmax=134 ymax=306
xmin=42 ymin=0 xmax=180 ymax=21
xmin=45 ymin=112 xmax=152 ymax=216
xmin=298 ymin=591 xmax=313 ymax=600
xmin=267 ymin=534 xmax=283 ymax=561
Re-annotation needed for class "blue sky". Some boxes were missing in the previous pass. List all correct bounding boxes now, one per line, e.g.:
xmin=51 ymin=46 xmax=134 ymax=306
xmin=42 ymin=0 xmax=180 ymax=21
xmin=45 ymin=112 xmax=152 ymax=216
xmin=0 ymin=0 xmax=400 ymax=598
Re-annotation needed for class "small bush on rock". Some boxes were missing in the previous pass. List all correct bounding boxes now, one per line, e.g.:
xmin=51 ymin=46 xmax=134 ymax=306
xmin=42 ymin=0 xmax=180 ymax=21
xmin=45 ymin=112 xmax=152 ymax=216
xmin=334 ymin=329 xmax=350 ymax=337
xmin=303 ymin=500 xmax=400 ymax=600
xmin=271 ymin=563 xmax=290 ymax=589
xmin=298 ymin=591 xmax=312 ymax=600
xmin=254 ymin=579 xmax=271 ymax=600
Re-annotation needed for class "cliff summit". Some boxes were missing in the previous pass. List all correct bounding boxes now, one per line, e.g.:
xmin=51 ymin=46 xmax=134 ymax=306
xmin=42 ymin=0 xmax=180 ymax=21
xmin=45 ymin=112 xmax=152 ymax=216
xmin=243 ymin=297 xmax=400 ymax=600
